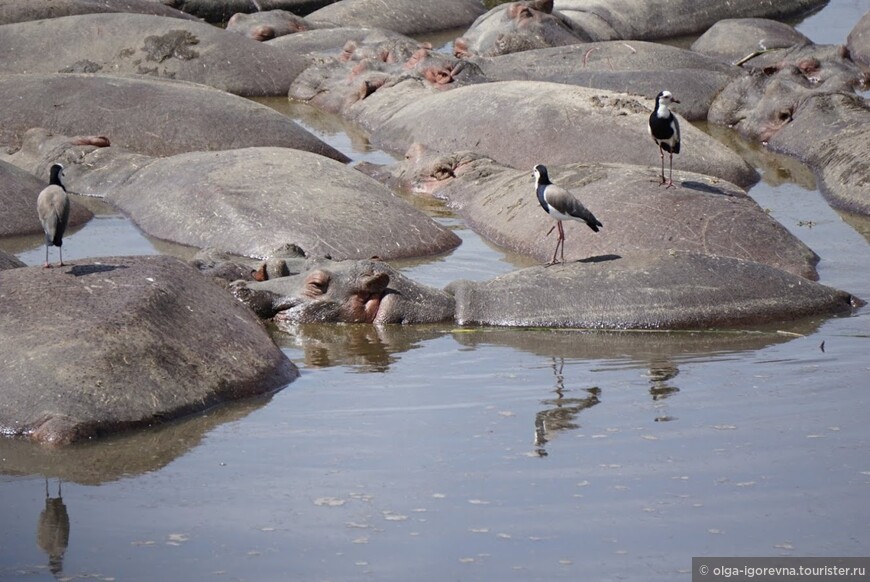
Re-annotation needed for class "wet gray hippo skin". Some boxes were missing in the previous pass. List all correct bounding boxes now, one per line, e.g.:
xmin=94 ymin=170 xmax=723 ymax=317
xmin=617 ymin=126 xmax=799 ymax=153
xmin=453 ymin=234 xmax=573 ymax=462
xmin=0 ymin=256 xmax=298 ymax=445
xmin=447 ymin=253 xmax=858 ymax=330
xmin=455 ymin=0 xmax=827 ymax=57
xmin=0 ymin=0 xmax=200 ymax=23
xmin=0 ymin=74 xmax=348 ymax=162
xmin=5 ymin=132 xmax=459 ymax=262
xmin=226 ymin=10 xmax=317 ymax=41
xmin=361 ymin=148 xmax=819 ymax=279
xmin=848 ymin=10 xmax=870 ymax=69
xmin=0 ymin=159 xmax=92 ymax=238
xmin=224 ymin=254 xmax=859 ymax=330
xmin=305 ymin=0 xmax=487 ymax=36
xmin=231 ymin=259 xmax=456 ymax=326
xmin=0 ymin=13 xmax=309 ymax=97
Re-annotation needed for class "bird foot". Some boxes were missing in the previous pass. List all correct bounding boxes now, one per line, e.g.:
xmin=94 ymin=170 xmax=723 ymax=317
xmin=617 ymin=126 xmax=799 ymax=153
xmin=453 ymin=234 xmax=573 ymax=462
xmin=664 ymin=180 xmax=677 ymax=189
xmin=42 ymin=263 xmax=53 ymax=269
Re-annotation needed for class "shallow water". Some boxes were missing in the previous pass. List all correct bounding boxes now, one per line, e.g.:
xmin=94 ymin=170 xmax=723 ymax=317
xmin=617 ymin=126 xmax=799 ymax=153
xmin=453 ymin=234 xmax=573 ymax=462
xmin=2 ymin=2 xmax=870 ymax=580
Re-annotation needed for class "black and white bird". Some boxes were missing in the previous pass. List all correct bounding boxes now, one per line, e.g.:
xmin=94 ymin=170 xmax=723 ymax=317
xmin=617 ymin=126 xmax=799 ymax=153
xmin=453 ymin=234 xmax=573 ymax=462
xmin=533 ymin=164 xmax=602 ymax=265
xmin=648 ymin=90 xmax=681 ymax=188
xmin=36 ymin=163 xmax=71 ymax=268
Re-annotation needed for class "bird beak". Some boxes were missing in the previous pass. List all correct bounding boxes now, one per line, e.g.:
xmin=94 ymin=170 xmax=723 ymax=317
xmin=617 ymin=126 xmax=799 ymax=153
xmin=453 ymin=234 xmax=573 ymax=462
xmin=672 ymin=98 xmax=681 ymax=104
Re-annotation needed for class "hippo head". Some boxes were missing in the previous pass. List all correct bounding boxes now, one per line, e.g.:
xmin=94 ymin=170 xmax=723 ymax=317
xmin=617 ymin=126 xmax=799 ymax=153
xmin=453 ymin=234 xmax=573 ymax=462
xmin=710 ymin=44 xmax=867 ymax=143
xmin=454 ymin=0 xmax=589 ymax=58
xmin=358 ymin=143 xmax=492 ymax=196
xmin=230 ymin=259 xmax=455 ymax=326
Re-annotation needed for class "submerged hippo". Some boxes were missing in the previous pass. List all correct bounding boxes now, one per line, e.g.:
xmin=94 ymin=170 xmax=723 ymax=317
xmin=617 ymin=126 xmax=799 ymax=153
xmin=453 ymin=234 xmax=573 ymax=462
xmin=226 ymin=254 xmax=860 ymax=331
xmin=0 ymin=13 xmax=309 ymax=96
xmin=455 ymin=0 xmax=828 ymax=57
xmin=226 ymin=10 xmax=317 ymax=41
xmin=230 ymin=259 xmax=456 ymax=325
xmin=0 ymin=255 xmax=298 ymax=445
xmin=361 ymin=148 xmax=818 ymax=279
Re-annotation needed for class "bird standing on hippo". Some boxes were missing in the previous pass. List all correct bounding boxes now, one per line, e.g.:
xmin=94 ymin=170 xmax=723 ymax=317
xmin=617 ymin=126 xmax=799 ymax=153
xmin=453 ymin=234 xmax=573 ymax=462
xmin=36 ymin=163 xmax=70 ymax=268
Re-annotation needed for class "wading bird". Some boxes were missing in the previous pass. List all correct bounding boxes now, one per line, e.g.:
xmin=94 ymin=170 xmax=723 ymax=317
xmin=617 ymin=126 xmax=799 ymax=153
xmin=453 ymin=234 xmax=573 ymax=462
xmin=648 ymin=90 xmax=681 ymax=188
xmin=533 ymin=164 xmax=602 ymax=265
xmin=36 ymin=163 xmax=70 ymax=268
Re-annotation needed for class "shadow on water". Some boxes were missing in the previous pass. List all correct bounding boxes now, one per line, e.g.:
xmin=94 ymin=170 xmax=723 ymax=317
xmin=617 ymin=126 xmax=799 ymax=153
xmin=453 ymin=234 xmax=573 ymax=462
xmin=0 ymin=394 xmax=273 ymax=486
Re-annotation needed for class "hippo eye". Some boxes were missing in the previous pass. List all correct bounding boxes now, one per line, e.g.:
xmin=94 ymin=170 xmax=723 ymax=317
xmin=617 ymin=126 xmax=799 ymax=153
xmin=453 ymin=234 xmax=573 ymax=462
xmin=304 ymin=270 xmax=331 ymax=297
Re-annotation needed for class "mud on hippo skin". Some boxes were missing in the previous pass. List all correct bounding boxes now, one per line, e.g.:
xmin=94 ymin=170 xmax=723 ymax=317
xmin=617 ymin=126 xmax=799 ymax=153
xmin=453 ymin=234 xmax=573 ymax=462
xmin=230 ymin=259 xmax=455 ymax=326
xmin=289 ymin=35 xmax=485 ymax=115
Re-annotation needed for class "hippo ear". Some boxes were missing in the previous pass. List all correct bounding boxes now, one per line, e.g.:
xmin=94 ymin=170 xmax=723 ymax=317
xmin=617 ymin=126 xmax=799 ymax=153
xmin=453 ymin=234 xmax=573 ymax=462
xmin=303 ymin=270 xmax=331 ymax=297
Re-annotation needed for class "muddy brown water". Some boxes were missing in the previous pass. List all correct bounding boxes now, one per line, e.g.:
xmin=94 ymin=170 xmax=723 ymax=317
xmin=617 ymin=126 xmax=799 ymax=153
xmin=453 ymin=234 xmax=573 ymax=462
xmin=2 ymin=3 xmax=869 ymax=580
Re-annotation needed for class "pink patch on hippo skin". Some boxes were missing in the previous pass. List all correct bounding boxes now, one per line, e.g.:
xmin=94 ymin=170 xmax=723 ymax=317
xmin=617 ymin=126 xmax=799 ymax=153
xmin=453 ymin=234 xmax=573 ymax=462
xmin=71 ymin=135 xmax=110 ymax=147
xmin=453 ymin=37 xmax=471 ymax=58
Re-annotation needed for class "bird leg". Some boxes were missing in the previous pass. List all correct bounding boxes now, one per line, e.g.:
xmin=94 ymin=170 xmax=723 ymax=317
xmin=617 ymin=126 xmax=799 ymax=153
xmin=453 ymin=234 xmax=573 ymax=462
xmin=43 ymin=244 xmax=51 ymax=269
xmin=547 ymin=222 xmax=566 ymax=266
xmin=58 ymin=246 xmax=64 ymax=268
xmin=659 ymin=146 xmax=666 ymax=185
xmin=665 ymin=152 xmax=676 ymax=189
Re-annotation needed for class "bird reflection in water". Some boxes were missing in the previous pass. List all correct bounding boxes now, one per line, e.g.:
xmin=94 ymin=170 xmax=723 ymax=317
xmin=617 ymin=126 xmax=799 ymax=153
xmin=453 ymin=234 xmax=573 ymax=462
xmin=37 ymin=479 xmax=70 ymax=578
xmin=646 ymin=358 xmax=680 ymax=422
xmin=534 ymin=357 xmax=601 ymax=457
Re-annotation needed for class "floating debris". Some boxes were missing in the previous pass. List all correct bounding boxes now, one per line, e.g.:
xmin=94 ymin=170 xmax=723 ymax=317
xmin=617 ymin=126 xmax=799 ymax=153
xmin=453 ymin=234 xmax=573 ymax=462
xmin=314 ymin=497 xmax=346 ymax=507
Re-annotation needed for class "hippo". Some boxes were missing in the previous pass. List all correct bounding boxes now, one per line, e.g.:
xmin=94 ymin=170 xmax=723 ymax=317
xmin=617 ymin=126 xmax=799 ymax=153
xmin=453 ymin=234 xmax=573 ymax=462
xmin=342 ymin=81 xmax=759 ymax=188
xmin=305 ymin=0 xmax=487 ymax=36
xmin=0 ymin=159 xmax=92 ymax=238
xmin=454 ymin=0 xmax=592 ymax=58
xmin=268 ymin=26 xmax=416 ymax=61
xmin=0 ymin=13 xmax=310 ymax=96
xmin=690 ymin=18 xmax=814 ymax=65
xmin=473 ymin=41 xmax=743 ymax=120
xmin=0 ymin=74 xmax=348 ymax=162
xmin=708 ymin=50 xmax=870 ymax=215
xmin=447 ymin=252 xmax=859 ymax=329
xmin=454 ymin=0 xmax=828 ymax=57
xmin=230 ymin=258 xmax=456 ymax=325
xmin=0 ymin=249 xmax=25 ymax=271
xmin=289 ymin=34 xmax=487 ymax=115
xmin=848 ymin=10 xmax=870 ymax=70
xmin=0 ymin=255 xmax=298 ymax=445
xmin=0 ymin=0 xmax=199 ymax=24
xmin=5 ymin=131 xmax=460 ymax=261
xmin=225 ymin=253 xmax=860 ymax=331
xmin=162 ymin=0 xmax=337 ymax=23
xmin=360 ymin=148 xmax=819 ymax=279
xmin=226 ymin=9 xmax=318 ymax=41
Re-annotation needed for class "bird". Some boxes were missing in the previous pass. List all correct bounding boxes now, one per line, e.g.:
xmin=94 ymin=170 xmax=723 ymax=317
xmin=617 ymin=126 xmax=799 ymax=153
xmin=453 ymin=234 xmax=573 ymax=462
xmin=648 ymin=90 xmax=681 ymax=188
xmin=532 ymin=164 xmax=602 ymax=265
xmin=36 ymin=163 xmax=71 ymax=268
